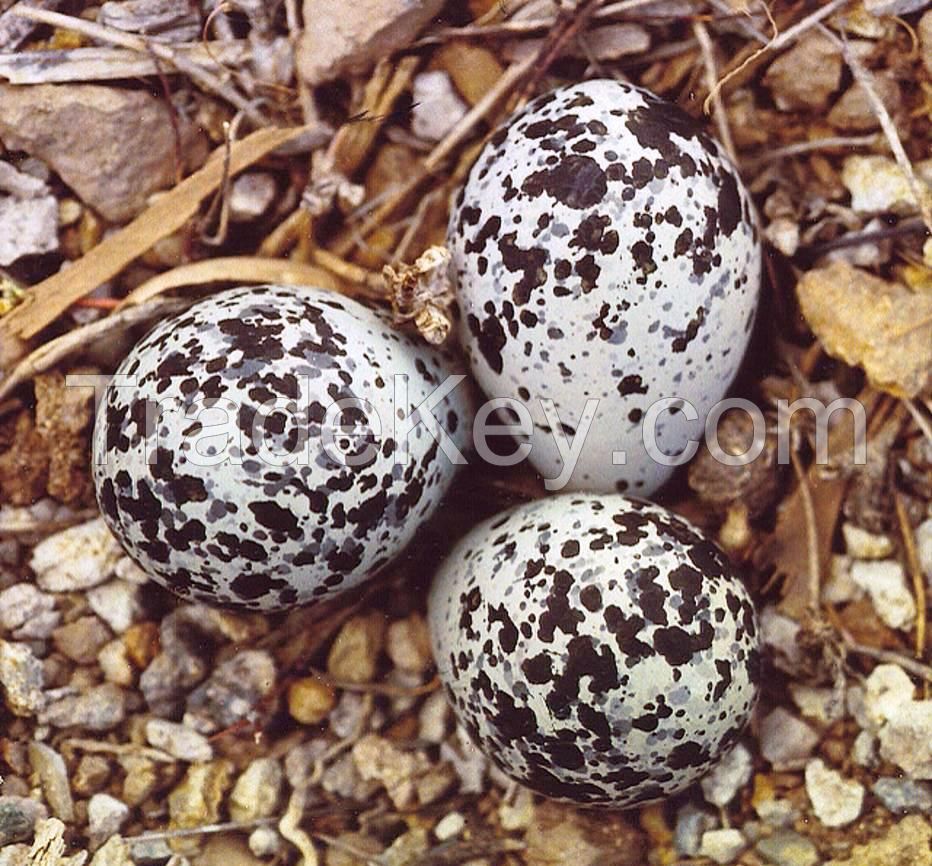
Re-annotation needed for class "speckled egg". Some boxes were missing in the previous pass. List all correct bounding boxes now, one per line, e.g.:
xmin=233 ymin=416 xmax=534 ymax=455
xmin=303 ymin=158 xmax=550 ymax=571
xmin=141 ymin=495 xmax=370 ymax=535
xmin=449 ymin=79 xmax=761 ymax=494
xmin=428 ymin=494 xmax=760 ymax=808
xmin=93 ymin=284 xmax=472 ymax=611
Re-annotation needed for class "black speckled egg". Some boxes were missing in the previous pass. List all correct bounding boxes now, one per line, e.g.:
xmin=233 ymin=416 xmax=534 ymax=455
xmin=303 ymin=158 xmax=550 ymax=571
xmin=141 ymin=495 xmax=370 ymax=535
xmin=93 ymin=285 xmax=472 ymax=611
xmin=428 ymin=493 xmax=760 ymax=808
xmin=449 ymin=79 xmax=761 ymax=495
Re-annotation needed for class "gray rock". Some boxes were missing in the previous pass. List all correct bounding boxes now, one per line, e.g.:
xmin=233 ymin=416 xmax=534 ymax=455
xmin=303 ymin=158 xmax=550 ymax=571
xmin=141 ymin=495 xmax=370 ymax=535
xmin=0 ymin=796 xmax=47 ymax=845
xmin=674 ymin=803 xmax=717 ymax=857
xmin=145 ymin=718 xmax=213 ymax=763
xmin=87 ymin=793 xmax=130 ymax=850
xmin=41 ymin=682 xmax=127 ymax=731
xmin=755 ymin=829 xmax=820 ymax=866
xmin=0 ymin=196 xmax=58 ymax=266
xmin=864 ymin=0 xmax=929 ymax=14
xmin=760 ymin=708 xmax=820 ymax=770
xmin=184 ymin=649 xmax=276 ymax=735
xmin=872 ymin=777 xmax=932 ymax=814
xmin=28 ymin=742 xmax=74 ymax=822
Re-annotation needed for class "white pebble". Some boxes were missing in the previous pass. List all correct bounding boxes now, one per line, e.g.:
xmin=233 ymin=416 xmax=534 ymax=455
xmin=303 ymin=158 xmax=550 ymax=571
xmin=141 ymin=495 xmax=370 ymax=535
xmin=411 ymin=71 xmax=468 ymax=142
xmin=145 ymin=718 xmax=213 ymax=763
xmin=433 ymin=812 xmax=466 ymax=841
xmin=760 ymin=707 xmax=820 ymax=770
xmin=916 ymin=518 xmax=932 ymax=581
xmin=87 ymin=793 xmax=130 ymax=848
xmin=863 ymin=663 xmax=915 ymax=730
xmin=842 ymin=155 xmax=932 ymax=214
xmin=87 ymin=580 xmax=141 ymax=634
xmin=852 ymin=730 xmax=878 ymax=767
xmin=790 ymin=683 xmax=845 ymax=725
xmin=805 ymin=759 xmax=864 ymax=827
xmin=850 ymin=560 xmax=916 ymax=630
xmin=30 ymin=517 xmax=122 ymax=592
xmin=699 ymin=828 xmax=747 ymax=865
xmin=700 ymin=742 xmax=753 ymax=808
xmin=229 ymin=172 xmax=276 ymax=222
xmin=878 ymin=701 xmax=932 ymax=779
xmin=843 ymin=523 xmax=893 ymax=559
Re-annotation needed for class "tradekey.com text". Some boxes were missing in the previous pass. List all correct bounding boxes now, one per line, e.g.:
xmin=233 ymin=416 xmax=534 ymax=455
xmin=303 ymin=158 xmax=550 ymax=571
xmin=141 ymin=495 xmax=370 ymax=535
xmin=70 ymin=373 xmax=868 ymax=491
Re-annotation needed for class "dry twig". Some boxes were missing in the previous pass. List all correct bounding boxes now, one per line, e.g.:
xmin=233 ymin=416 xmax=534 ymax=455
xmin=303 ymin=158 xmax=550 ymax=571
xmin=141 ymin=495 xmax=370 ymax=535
xmin=895 ymin=493 xmax=928 ymax=660
xmin=11 ymin=5 xmax=269 ymax=126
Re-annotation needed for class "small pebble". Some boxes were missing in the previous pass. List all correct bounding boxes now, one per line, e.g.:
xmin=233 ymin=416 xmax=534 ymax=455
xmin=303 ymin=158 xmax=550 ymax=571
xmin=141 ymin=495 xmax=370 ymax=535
xmin=674 ymin=803 xmax=717 ymax=857
xmin=228 ymin=172 xmax=276 ymax=222
xmin=0 ymin=640 xmax=46 ymax=717
xmin=863 ymin=664 xmax=915 ymax=729
xmin=805 ymin=758 xmax=864 ymax=827
xmin=98 ymin=640 xmax=134 ymax=687
xmin=184 ymin=649 xmax=276 ymax=734
xmin=433 ymin=812 xmax=466 ymax=841
xmin=248 ymin=826 xmax=282 ymax=858
xmin=229 ymin=757 xmax=283 ymax=823
xmin=386 ymin=613 xmax=432 ymax=675
xmin=87 ymin=793 xmax=129 ymax=850
xmin=287 ymin=675 xmax=336 ymax=725
xmin=86 ymin=581 xmax=141 ymax=634
xmin=790 ymin=683 xmax=845 ymax=725
xmin=842 ymin=155 xmax=932 ymax=215
xmin=29 ymin=517 xmax=122 ymax=592
xmin=872 ymin=777 xmax=932 ymax=814
xmin=28 ymin=741 xmax=74 ymax=822
xmin=411 ymin=71 xmax=468 ymax=142
xmin=850 ymin=560 xmax=916 ymax=630
xmin=755 ymin=797 xmax=796 ymax=828
xmin=0 ymin=196 xmax=59 ymax=265
xmin=0 ymin=796 xmax=48 ymax=845
xmin=852 ymin=730 xmax=877 ymax=767
xmin=327 ymin=613 xmax=385 ymax=684
xmin=878 ymin=700 xmax=932 ymax=779
xmin=72 ymin=755 xmax=112 ymax=796
xmin=917 ymin=517 xmax=932 ymax=581
xmin=701 ymin=742 xmax=753 ymax=808
xmin=441 ymin=728 xmax=488 ymax=795
xmin=699 ymin=828 xmax=747 ymax=865
xmin=352 ymin=734 xmax=432 ymax=810
xmin=759 ymin=607 xmax=804 ymax=675
xmin=329 ymin=690 xmax=369 ymax=739
xmin=145 ymin=718 xmax=213 ymax=763
xmin=41 ymin=682 xmax=127 ymax=731
xmin=0 ymin=584 xmax=59 ymax=636
xmin=119 ymin=755 xmax=158 ymax=807
xmin=864 ymin=0 xmax=929 ymax=15
xmin=168 ymin=760 xmax=234 ymax=831
xmin=418 ymin=690 xmax=449 ymax=743
xmin=843 ymin=523 xmax=894 ymax=559
xmin=755 ymin=829 xmax=820 ymax=866
xmin=52 ymin=616 xmax=112 ymax=664
xmin=498 ymin=786 xmax=535 ymax=832
xmin=89 ymin=835 xmax=134 ymax=866
xmin=760 ymin=708 xmax=820 ymax=770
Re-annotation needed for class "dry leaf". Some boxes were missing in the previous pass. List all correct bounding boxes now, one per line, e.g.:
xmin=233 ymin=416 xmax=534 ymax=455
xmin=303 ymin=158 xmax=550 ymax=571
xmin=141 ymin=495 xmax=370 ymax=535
xmin=767 ymin=389 xmax=882 ymax=620
xmin=796 ymin=261 xmax=932 ymax=398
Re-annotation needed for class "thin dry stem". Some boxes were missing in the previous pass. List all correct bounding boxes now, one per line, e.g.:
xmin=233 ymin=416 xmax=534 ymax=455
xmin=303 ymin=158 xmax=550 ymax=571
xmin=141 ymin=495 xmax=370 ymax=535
xmin=904 ymin=399 xmax=932 ymax=446
xmin=332 ymin=54 xmax=538 ymax=257
xmin=790 ymin=447 xmax=822 ymax=613
xmin=895 ymin=493 xmax=928 ymax=660
xmin=823 ymin=24 xmax=932 ymax=235
xmin=0 ymin=298 xmax=188 ymax=403
xmin=693 ymin=19 xmax=737 ymax=165
xmin=12 ymin=5 xmax=268 ymax=126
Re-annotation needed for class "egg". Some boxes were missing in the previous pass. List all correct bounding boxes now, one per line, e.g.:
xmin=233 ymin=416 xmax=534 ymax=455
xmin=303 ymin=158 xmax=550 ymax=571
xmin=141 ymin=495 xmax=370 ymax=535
xmin=428 ymin=493 xmax=760 ymax=808
xmin=93 ymin=284 xmax=471 ymax=611
xmin=448 ymin=79 xmax=761 ymax=494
